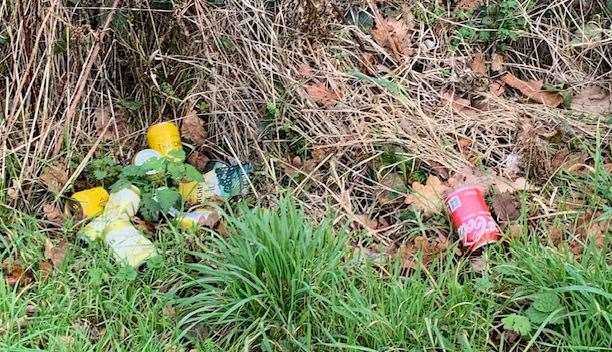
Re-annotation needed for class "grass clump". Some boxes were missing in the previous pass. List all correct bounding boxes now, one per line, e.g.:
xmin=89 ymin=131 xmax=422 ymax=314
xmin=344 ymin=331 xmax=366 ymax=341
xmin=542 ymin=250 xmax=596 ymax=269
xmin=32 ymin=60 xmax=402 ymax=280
xmin=178 ymin=198 xmax=348 ymax=351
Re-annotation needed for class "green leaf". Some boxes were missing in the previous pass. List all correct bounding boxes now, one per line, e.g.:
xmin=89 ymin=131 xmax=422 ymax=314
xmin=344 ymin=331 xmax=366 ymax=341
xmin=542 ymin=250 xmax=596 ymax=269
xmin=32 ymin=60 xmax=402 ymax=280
xmin=167 ymin=149 xmax=186 ymax=162
xmin=184 ymin=164 xmax=204 ymax=182
xmin=140 ymin=191 xmax=161 ymax=222
xmin=140 ymin=156 xmax=165 ymax=173
xmin=93 ymin=169 xmax=108 ymax=180
xmin=525 ymin=306 xmax=548 ymax=324
xmin=502 ymin=314 xmax=531 ymax=336
xmin=155 ymin=187 xmax=180 ymax=213
xmin=121 ymin=165 xmax=146 ymax=178
xmin=532 ymin=292 xmax=561 ymax=313
xmin=167 ymin=162 xmax=186 ymax=181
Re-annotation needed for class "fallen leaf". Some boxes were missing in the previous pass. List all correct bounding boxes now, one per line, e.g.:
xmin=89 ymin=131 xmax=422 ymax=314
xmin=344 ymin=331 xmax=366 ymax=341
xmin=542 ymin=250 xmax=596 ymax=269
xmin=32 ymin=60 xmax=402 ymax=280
xmin=297 ymin=64 xmax=314 ymax=78
xmin=42 ymin=203 xmax=64 ymax=223
xmin=491 ymin=53 xmax=505 ymax=72
xmin=132 ymin=217 xmax=157 ymax=234
xmin=576 ymin=212 xmax=609 ymax=250
xmin=428 ymin=161 xmax=449 ymax=179
xmin=399 ymin=234 xmax=450 ymax=271
xmin=493 ymin=176 xmax=538 ymax=194
xmin=44 ymin=238 xmax=67 ymax=268
xmin=305 ymin=83 xmax=341 ymax=107
xmin=181 ymin=109 xmax=207 ymax=145
xmin=405 ymin=175 xmax=449 ymax=217
xmin=40 ymin=162 xmax=68 ymax=194
xmin=470 ymin=53 xmax=487 ymax=76
xmin=500 ymin=73 xmax=563 ymax=107
xmin=548 ymin=225 xmax=563 ymax=246
xmin=570 ymin=86 xmax=612 ymax=114
xmin=187 ymin=150 xmax=210 ymax=171
xmin=490 ymin=80 xmax=506 ymax=97
xmin=371 ymin=16 xmax=413 ymax=62
xmin=456 ymin=0 xmax=484 ymax=11
xmin=441 ymin=91 xmax=475 ymax=113
xmin=215 ymin=219 xmax=230 ymax=237
xmin=491 ymin=192 xmax=519 ymax=221
xmin=353 ymin=214 xmax=379 ymax=231
xmin=2 ymin=259 xmax=32 ymax=286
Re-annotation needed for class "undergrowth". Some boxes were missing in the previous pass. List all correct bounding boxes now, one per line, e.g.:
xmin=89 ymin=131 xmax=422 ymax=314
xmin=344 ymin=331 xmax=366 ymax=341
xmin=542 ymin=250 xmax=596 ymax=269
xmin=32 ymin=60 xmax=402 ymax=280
xmin=177 ymin=198 xmax=611 ymax=351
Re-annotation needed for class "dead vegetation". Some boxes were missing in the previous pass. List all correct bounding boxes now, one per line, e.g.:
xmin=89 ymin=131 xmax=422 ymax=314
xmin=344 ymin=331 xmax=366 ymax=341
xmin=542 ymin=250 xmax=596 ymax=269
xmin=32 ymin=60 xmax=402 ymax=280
xmin=1 ymin=0 xmax=610 ymax=247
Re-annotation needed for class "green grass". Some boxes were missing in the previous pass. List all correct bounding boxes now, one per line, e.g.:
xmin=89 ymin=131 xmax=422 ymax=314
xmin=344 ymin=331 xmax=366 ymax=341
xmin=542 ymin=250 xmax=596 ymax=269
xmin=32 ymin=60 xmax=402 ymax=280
xmin=1 ymin=192 xmax=609 ymax=351
xmin=176 ymin=198 xmax=611 ymax=351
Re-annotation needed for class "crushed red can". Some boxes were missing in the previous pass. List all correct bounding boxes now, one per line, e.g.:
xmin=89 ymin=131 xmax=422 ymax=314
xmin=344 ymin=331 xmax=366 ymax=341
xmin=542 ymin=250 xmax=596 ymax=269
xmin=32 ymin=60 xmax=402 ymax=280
xmin=445 ymin=185 xmax=500 ymax=251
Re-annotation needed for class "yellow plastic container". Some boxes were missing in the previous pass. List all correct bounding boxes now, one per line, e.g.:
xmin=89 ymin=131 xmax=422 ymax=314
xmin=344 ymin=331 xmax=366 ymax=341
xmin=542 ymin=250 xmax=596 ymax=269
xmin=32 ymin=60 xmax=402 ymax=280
xmin=146 ymin=122 xmax=182 ymax=156
xmin=67 ymin=187 xmax=109 ymax=219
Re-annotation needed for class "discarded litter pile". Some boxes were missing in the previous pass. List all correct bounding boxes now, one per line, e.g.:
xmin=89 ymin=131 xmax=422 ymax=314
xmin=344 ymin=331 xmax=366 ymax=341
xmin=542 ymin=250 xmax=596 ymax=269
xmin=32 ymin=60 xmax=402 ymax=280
xmin=67 ymin=121 xmax=253 ymax=268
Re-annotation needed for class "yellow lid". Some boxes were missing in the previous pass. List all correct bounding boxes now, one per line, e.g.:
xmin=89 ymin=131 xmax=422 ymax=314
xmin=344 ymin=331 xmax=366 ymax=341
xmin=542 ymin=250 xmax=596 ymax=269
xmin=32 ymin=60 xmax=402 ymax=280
xmin=146 ymin=122 xmax=182 ymax=156
xmin=69 ymin=187 xmax=109 ymax=218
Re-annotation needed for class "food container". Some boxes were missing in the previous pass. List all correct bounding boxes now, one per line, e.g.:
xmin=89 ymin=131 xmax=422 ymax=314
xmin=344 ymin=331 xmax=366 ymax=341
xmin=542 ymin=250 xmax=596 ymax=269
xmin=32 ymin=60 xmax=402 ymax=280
xmin=103 ymin=218 xmax=157 ymax=268
xmin=133 ymin=149 xmax=164 ymax=183
xmin=65 ymin=187 xmax=109 ymax=219
xmin=175 ymin=208 xmax=220 ymax=230
xmin=445 ymin=185 xmax=500 ymax=251
xmin=146 ymin=121 xmax=182 ymax=156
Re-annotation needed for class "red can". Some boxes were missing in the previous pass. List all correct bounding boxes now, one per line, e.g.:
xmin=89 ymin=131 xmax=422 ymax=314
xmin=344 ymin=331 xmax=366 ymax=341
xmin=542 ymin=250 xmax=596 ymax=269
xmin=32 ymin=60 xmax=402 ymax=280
xmin=445 ymin=185 xmax=500 ymax=251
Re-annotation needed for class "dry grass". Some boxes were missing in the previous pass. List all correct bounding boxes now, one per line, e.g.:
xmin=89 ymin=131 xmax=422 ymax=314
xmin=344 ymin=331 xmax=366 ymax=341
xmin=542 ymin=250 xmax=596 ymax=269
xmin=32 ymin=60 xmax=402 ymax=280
xmin=1 ymin=0 xmax=610 ymax=228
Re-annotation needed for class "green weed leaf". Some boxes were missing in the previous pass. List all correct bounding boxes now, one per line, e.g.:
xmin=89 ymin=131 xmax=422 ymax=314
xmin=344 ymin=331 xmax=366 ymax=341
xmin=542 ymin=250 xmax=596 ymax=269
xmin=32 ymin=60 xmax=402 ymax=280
xmin=155 ymin=188 xmax=180 ymax=213
xmin=140 ymin=191 xmax=161 ymax=222
xmin=184 ymin=164 xmax=203 ymax=182
xmin=532 ymin=292 xmax=561 ymax=313
xmin=502 ymin=314 xmax=531 ymax=336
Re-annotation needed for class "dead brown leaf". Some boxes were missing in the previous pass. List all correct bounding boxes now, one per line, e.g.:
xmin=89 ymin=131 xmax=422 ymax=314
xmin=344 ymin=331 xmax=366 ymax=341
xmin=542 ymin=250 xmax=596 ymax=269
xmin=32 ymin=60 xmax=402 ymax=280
xmin=297 ymin=64 xmax=315 ymax=78
xmin=493 ymin=176 xmax=538 ymax=194
xmin=429 ymin=161 xmax=449 ymax=180
xmin=548 ymin=226 xmax=563 ymax=246
xmin=491 ymin=53 xmax=505 ymax=72
xmin=500 ymin=73 xmax=563 ymax=107
xmin=305 ymin=83 xmax=341 ymax=108
xmin=40 ymin=162 xmax=68 ymax=194
xmin=187 ymin=150 xmax=210 ymax=171
xmin=491 ymin=192 xmax=519 ymax=222
xmin=490 ymin=80 xmax=506 ymax=97
xmin=132 ymin=217 xmax=157 ymax=234
xmin=441 ymin=91 xmax=474 ymax=113
xmin=162 ymin=304 xmax=176 ymax=319
xmin=456 ymin=0 xmax=484 ymax=11
xmin=353 ymin=214 xmax=379 ymax=231
xmin=570 ymin=86 xmax=612 ymax=114
xmin=181 ymin=109 xmax=207 ymax=145
xmin=399 ymin=234 xmax=450 ymax=271
xmin=44 ymin=238 xmax=68 ymax=268
xmin=2 ymin=259 xmax=33 ymax=286
xmin=405 ymin=175 xmax=448 ymax=217
xmin=42 ymin=203 xmax=64 ymax=223
xmin=371 ymin=16 xmax=413 ymax=62
xmin=470 ymin=53 xmax=487 ymax=76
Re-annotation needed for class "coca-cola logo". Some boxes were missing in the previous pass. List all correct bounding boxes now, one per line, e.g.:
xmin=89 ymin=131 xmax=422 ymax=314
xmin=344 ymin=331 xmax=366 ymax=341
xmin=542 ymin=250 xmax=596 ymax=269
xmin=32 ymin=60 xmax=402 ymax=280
xmin=458 ymin=215 xmax=497 ymax=245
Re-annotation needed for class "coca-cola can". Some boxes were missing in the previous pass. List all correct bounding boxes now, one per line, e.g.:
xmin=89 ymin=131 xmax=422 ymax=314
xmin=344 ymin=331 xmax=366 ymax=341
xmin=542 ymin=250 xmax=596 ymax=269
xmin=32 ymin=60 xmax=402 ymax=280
xmin=445 ymin=185 xmax=500 ymax=251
